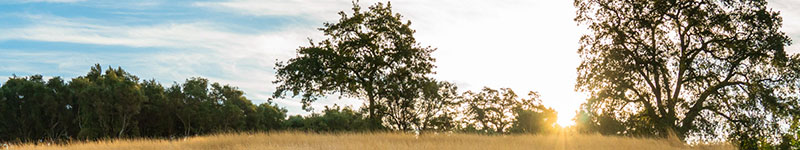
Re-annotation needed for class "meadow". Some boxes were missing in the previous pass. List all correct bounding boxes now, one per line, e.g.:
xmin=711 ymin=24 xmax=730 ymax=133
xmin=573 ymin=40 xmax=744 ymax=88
xmin=13 ymin=131 xmax=734 ymax=150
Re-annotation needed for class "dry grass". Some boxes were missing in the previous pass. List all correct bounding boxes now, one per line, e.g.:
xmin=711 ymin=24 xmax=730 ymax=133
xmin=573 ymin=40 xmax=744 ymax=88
xmin=11 ymin=131 xmax=734 ymax=150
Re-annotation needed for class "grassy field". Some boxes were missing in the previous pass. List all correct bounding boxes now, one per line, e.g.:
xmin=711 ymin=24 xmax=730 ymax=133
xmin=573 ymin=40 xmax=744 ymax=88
xmin=12 ymin=131 xmax=734 ymax=150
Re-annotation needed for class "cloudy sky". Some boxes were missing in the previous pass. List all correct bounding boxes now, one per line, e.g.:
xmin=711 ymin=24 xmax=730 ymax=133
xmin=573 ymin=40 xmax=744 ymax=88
xmin=1 ymin=0 xmax=799 ymax=126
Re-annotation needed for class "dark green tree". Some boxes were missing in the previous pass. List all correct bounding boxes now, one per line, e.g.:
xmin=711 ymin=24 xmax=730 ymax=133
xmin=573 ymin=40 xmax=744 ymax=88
xmin=251 ymin=102 xmax=287 ymax=131
xmin=165 ymin=83 xmax=194 ymax=136
xmin=136 ymin=79 xmax=178 ymax=137
xmin=78 ymin=65 xmax=145 ymax=138
xmin=68 ymin=65 xmax=146 ymax=138
xmin=174 ymin=77 xmax=217 ymax=135
xmin=0 ymin=75 xmax=69 ymax=141
xmin=574 ymin=0 xmax=800 ymax=145
xmin=43 ymin=77 xmax=77 ymax=140
xmin=272 ymin=2 xmax=436 ymax=127
xmin=211 ymin=83 xmax=248 ymax=130
xmin=70 ymin=75 xmax=101 ymax=139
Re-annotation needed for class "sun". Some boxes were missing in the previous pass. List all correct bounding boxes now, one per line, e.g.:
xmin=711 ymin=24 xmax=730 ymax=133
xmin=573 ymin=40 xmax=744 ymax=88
xmin=556 ymin=114 xmax=575 ymax=127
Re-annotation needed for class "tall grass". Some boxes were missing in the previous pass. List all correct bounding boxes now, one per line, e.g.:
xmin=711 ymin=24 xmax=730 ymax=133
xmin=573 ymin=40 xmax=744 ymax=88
xmin=12 ymin=131 xmax=734 ymax=150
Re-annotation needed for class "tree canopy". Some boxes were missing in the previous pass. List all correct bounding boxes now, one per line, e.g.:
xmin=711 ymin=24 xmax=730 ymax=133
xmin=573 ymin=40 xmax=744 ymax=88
xmin=574 ymin=0 xmax=800 ymax=148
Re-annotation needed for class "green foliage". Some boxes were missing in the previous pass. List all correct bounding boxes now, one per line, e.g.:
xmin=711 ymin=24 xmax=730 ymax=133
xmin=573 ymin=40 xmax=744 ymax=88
xmin=574 ymin=0 xmax=799 ymax=146
xmin=251 ymin=103 xmax=287 ymax=131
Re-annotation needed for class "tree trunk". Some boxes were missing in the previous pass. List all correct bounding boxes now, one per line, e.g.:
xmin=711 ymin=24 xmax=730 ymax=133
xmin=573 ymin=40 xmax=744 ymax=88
xmin=368 ymin=93 xmax=376 ymax=130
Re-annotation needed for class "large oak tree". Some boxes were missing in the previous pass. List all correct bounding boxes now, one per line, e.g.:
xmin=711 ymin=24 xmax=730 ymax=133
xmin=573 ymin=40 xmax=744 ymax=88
xmin=272 ymin=2 xmax=436 ymax=126
xmin=574 ymin=0 xmax=800 ymax=145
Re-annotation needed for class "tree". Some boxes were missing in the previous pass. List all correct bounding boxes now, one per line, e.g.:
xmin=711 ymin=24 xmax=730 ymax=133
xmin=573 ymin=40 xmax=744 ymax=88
xmin=574 ymin=0 xmax=799 ymax=145
xmin=272 ymin=2 xmax=436 ymax=127
xmin=75 ymin=65 xmax=145 ymax=138
xmin=71 ymin=75 xmax=102 ymax=139
xmin=211 ymin=83 xmax=248 ymax=130
xmin=136 ymin=79 xmax=178 ymax=137
xmin=0 ymin=75 xmax=69 ymax=141
xmin=416 ymin=81 xmax=460 ymax=132
xmin=174 ymin=77 xmax=215 ymax=135
xmin=68 ymin=65 xmax=146 ymax=139
xmin=101 ymin=66 xmax=145 ymax=138
xmin=378 ymin=78 xmax=459 ymax=131
xmin=166 ymin=83 xmax=194 ymax=136
xmin=43 ymin=77 xmax=77 ymax=140
xmin=251 ymin=103 xmax=287 ymax=131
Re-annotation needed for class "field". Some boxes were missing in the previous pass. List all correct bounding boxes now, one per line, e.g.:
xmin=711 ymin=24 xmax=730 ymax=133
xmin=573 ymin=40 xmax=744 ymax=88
xmin=12 ymin=131 xmax=734 ymax=150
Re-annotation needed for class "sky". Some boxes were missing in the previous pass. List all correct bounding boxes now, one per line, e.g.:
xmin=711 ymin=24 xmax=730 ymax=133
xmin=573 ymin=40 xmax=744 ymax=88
xmin=1 ymin=0 xmax=799 ymax=127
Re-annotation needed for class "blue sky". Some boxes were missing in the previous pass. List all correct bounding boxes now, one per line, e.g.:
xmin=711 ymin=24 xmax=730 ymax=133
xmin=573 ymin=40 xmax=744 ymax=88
xmin=0 ymin=0 xmax=329 ymax=113
xmin=1 ymin=0 xmax=799 ymax=125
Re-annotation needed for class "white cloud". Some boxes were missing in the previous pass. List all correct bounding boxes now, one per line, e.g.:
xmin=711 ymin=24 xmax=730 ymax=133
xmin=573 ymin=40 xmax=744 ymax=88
xmin=193 ymin=0 xmax=349 ymax=20
xmin=2 ymin=15 xmax=296 ymax=55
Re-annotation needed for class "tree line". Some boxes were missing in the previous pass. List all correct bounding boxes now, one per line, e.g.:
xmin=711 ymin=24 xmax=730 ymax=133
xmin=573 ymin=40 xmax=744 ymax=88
xmin=0 ymin=64 xmax=557 ymax=142
xmin=0 ymin=65 xmax=287 ymax=141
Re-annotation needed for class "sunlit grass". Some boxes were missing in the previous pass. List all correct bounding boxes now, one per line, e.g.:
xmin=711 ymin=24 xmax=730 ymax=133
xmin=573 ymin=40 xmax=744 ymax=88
xmin=13 ymin=131 xmax=734 ymax=150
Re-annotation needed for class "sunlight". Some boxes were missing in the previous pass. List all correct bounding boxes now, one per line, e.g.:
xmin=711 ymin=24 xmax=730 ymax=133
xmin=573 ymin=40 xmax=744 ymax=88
xmin=547 ymin=92 xmax=586 ymax=128
xmin=557 ymin=114 xmax=575 ymax=127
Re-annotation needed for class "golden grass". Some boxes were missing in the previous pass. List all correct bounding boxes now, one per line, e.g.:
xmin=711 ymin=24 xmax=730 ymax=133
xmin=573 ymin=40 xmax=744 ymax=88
xmin=12 ymin=131 xmax=734 ymax=150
